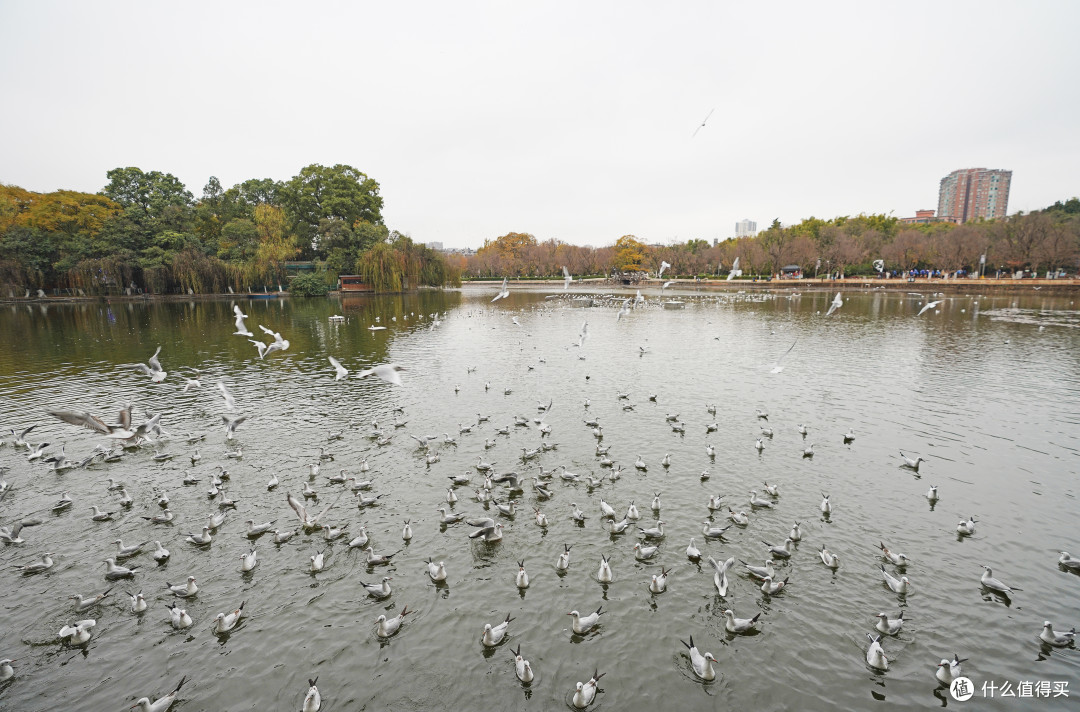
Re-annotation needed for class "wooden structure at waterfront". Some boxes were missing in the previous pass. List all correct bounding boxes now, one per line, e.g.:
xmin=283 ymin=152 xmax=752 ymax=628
xmin=339 ymin=275 xmax=375 ymax=293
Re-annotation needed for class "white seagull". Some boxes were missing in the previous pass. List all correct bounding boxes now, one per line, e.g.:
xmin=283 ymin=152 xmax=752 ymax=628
xmin=709 ymin=556 xmax=735 ymax=596
xmin=875 ymin=611 xmax=906 ymax=635
xmin=481 ymin=612 xmax=513 ymax=646
xmin=1039 ymin=621 xmax=1076 ymax=647
xmin=866 ymin=633 xmax=888 ymax=671
xmin=303 ymin=678 xmax=321 ymax=712
xmin=825 ymin=292 xmax=843 ymax=317
xmin=356 ymin=363 xmax=405 ymax=386
xmin=572 ymin=669 xmax=604 ymax=709
xmin=936 ymin=654 xmax=968 ymax=685
xmin=217 ymin=381 xmax=235 ymax=410
xmin=917 ymin=300 xmax=942 ymax=316
xmin=568 ymin=606 xmax=604 ymax=635
xmin=980 ymin=565 xmax=1021 ymax=595
xmin=511 ymin=645 xmax=534 ymax=683
xmin=233 ymin=304 xmax=253 ymax=336
xmin=131 ymin=676 xmax=186 ymax=712
xmin=213 ymin=601 xmax=245 ymax=633
xmin=681 ymin=635 xmax=717 ymax=681
xmin=723 ymin=608 xmax=761 ymax=634
xmin=257 ymin=324 xmax=290 ymax=358
xmin=328 ymin=356 xmax=349 ymax=381
xmin=135 ymin=347 xmax=168 ymax=382
xmin=376 ymin=605 xmax=411 ymax=638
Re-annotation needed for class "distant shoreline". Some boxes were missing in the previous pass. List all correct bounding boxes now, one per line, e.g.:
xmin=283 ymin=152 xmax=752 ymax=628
xmin=3 ymin=276 xmax=1076 ymax=304
xmin=460 ymin=276 xmax=1080 ymax=295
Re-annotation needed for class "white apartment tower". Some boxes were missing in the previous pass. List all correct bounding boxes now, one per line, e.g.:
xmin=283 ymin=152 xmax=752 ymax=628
xmin=735 ymin=219 xmax=757 ymax=238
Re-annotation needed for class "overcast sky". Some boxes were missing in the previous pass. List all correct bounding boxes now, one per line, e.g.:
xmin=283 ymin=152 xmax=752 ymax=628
xmin=1 ymin=1 xmax=1077 ymax=248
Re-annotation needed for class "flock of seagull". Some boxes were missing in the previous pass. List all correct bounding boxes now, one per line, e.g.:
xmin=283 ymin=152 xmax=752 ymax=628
xmin=0 ymin=282 xmax=1076 ymax=710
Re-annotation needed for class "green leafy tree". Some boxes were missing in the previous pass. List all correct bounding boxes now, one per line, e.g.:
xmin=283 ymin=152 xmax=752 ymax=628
xmin=218 ymin=218 xmax=259 ymax=262
xmin=101 ymin=167 xmax=193 ymax=220
xmin=282 ymin=164 xmax=383 ymax=257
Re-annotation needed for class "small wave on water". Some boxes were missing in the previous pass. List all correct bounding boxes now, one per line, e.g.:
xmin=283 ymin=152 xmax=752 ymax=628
xmin=982 ymin=307 xmax=1080 ymax=328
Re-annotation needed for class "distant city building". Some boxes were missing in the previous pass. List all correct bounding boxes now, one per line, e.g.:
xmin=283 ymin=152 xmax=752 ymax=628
xmin=426 ymin=241 xmax=444 ymax=251
xmin=735 ymin=219 xmax=757 ymax=238
xmin=937 ymin=168 xmax=1012 ymax=223
xmin=898 ymin=209 xmax=959 ymax=226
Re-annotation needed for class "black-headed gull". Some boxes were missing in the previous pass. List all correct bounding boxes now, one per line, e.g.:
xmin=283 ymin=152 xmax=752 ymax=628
xmin=480 ymin=612 xmax=513 ymax=646
xmin=131 ymin=675 xmax=186 ymax=712
xmin=568 ymin=606 xmax=603 ymax=634
xmin=723 ymin=608 xmax=760 ymax=633
xmin=681 ymin=635 xmax=717 ymax=680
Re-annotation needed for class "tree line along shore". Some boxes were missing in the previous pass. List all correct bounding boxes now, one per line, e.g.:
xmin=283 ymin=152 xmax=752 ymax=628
xmin=2 ymin=165 xmax=1077 ymax=296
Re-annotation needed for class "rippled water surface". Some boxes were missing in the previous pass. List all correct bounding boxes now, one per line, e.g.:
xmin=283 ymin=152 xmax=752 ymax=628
xmin=0 ymin=286 xmax=1078 ymax=711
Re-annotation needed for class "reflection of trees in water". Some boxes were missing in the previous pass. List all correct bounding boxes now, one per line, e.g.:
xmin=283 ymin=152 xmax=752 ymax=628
xmin=0 ymin=293 xmax=464 ymax=382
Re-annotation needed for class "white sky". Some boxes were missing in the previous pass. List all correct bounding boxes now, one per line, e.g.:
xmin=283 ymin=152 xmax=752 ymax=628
xmin=1 ymin=1 xmax=1077 ymax=249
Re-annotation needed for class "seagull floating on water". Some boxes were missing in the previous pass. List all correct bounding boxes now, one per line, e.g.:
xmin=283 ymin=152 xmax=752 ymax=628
xmin=481 ymin=612 xmax=513 ymax=646
xmin=935 ymin=654 xmax=968 ymax=685
xmin=875 ymin=611 xmax=905 ymax=635
xmin=568 ymin=606 xmax=604 ymax=635
xmin=866 ymin=633 xmax=888 ymax=671
xmin=303 ymin=678 xmax=321 ymax=712
xmin=511 ymin=644 xmax=534 ymax=682
xmin=214 ymin=601 xmax=245 ymax=633
xmin=681 ymin=635 xmax=717 ymax=680
xmin=980 ymin=565 xmax=1021 ymax=595
xmin=571 ymin=669 xmax=604 ymax=709
xmin=58 ymin=618 xmax=96 ymax=645
xmin=1039 ymin=621 xmax=1075 ymax=647
xmin=376 ymin=605 xmax=411 ymax=638
xmin=131 ymin=675 xmax=187 ymax=712
xmin=900 ymin=451 xmax=925 ymax=470
xmin=819 ymin=545 xmax=840 ymax=569
xmin=723 ymin=608 xmax=760 ymax=634
xmin=881 ymin=565 xmax=911 ymax=594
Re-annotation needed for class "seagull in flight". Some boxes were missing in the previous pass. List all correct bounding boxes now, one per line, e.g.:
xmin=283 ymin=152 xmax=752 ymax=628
xmin=658 ymin=261 xmax=671 ymax=279
xmin=328 ymin=356 xmax=349 ymax=381
xmin=134 ymin=347 xmax=167 ymax=382
xmin=257 ymin=325 xmax=289 ymax=359
xmin=491 ymin=277 xmax=509 ymax=302
xmin=287 ymin=491 xmax=343 ymax=531
xmin=917 ymin=300 xmax=942 ymax=316
xmin=222 ymin=415 xmax=247 ymax=440
xmin=616 ymin=298 xmax=631 ymax=322
xmin=357 ymin=363 xmax=405 ymax=386
xmin=48 ymin=405 xmax=134 ymax=439
xmin=233 ymin=305 xmax=253 ymax=336
xmin=769 ymin=339 xmax=797 ymax=374
xmin=692 ymin=108 xmax=715 ymax=137
xmin=181 ymin=371 xmax=202 ymax=392
xmin=217 ymin=382 xmax=235 ymax=410
xmin=825 ymin=292 xmax=843 ymax=317
xmin=562 ymin=266 xmax=573 ymax=290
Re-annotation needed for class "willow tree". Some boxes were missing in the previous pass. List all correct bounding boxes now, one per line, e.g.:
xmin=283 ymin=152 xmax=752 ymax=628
xmin=248 ymin=204 xmax=296 ymax=286
xmin=356 ymin=242 xmax=405 ymax=292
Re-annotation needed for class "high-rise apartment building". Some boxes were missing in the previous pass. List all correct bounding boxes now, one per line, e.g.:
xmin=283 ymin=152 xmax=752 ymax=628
xmin=735 ymin=219 xmax=757 ymax=238
xmin=937 ymin=168 xmax=1012 ymax=223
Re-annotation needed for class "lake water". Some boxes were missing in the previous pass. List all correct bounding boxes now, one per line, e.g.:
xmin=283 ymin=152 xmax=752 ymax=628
xmin=0 ymin=285 xmax=1077 ymax=711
